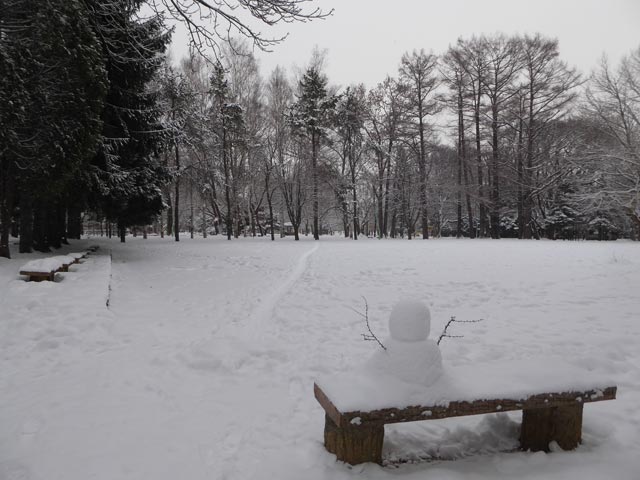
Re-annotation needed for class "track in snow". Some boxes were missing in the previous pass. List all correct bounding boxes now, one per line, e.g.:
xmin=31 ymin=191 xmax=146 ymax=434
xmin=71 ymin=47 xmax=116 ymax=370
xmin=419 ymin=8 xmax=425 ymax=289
xmin=248 ymin=243 xmax=319 ymax=332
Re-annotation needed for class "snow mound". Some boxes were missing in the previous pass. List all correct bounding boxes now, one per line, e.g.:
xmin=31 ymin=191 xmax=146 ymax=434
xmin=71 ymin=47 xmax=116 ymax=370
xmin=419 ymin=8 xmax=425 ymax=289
xmin=389 ymin=299 xmax=431 ymax=342
xmin=19 ymin=257 xmax=64 ymax=273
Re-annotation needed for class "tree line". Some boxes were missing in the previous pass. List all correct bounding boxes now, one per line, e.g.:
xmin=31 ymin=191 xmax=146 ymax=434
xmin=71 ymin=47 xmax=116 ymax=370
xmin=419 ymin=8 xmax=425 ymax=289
xmin=0 ymin=0 xmax=329 ymax=257
xmin=1 ymin=2 xmax=638 ymax=258
xmin=152 ymin=35 xmax=639 ymax=243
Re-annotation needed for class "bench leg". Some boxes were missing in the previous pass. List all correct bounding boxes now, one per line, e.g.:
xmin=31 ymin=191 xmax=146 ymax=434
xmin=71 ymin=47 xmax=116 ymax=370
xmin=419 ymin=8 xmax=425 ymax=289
xmin=520 ymin=404 xmax=583 ymax=452
xmin=324 ymin=414 xmax=384 ymax=465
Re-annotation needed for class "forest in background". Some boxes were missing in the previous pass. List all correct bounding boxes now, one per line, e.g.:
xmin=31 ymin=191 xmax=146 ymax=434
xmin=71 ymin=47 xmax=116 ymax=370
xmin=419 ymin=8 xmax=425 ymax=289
xmin=1 ymin=0 xmax=639 ymax=259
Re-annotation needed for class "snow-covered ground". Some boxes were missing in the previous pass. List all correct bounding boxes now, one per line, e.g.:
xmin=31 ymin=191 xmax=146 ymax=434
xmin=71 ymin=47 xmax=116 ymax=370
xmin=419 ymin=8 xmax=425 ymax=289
xmin=1 ymin=236 xmax=639 ymax=480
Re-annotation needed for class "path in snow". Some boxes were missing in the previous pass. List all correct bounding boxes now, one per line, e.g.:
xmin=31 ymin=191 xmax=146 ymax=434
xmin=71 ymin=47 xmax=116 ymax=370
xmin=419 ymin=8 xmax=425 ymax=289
xmin=101 ymin=238 xmax=325 ymax=480
xmin=246 ymin=243 xmax=319 ymax=333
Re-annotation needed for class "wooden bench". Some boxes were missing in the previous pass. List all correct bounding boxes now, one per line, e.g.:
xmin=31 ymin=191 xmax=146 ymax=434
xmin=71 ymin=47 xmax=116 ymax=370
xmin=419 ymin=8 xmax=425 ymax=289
xmin=314 ymin=360 xmax=617 ymax=465
xmin=19 ymin=268 xmax=58 ymax=282
xmin=54 ymin=255 xmax=76 ymax=272
xmin=19 ymin=253 xmax=87 ymax=281
xmin=68 ymin=252 xmax=89 ymax=264
xmin=19 ymin=257 xmax=66 ymax=281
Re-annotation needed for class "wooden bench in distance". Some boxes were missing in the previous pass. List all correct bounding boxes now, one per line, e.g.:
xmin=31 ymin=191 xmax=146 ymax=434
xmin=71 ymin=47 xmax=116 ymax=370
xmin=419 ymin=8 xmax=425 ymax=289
xmin=68 ymin=252 xmax=88 ymax=264
xmin=52 ymin=255 xmax=76 ymax=272
xmin=314 ymin=359 xmax=617 ymax=465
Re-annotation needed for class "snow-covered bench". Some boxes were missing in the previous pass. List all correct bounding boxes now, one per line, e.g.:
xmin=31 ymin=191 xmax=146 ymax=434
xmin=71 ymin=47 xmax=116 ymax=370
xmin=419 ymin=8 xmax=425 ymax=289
xmin=54 ymin=255 xmax=76 ymax=272
xmin=19 ymin=257 xmax=67 ymax=281
xmin=68 ymin=252 xmax=88 ymax=263
xmin=314 ymin=359 xmax=617 ymax=465
xmin=19 ymin=253 xmax=87 ymax=281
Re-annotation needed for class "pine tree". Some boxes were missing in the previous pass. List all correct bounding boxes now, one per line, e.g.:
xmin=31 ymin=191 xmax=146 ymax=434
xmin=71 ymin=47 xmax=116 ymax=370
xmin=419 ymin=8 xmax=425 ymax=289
xmin=85 ymin=0 xmax=172 ymax=242
xmin=210 ymin=61 xmax=246 ymax=240
xmin=1 ymin=0 xmax=107 ymax=255
xmin=290 ymin=66 xmax=336 ymax=240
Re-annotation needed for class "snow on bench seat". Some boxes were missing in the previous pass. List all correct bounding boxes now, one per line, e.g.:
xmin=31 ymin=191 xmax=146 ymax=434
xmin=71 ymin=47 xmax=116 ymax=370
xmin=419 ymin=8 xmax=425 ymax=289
xmin=314 ymin=358 xmax=617 ymax=465
xmin=68 ymin=252 xmax=88 ymax=262
xmin=19 ymin=257 xmax=66 ymax=281
xmin=19 ymin=255 xmax=80 ymax=281
xmin=51 ymin=255 xmax=76 ymax=272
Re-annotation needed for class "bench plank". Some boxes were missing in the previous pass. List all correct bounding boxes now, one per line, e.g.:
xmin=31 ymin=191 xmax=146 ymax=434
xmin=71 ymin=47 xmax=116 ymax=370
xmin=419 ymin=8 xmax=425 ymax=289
xmin=315 ymin=383 xmax=617 ymax=428
xmin=19 ymin=270 xmax=56 ymax=282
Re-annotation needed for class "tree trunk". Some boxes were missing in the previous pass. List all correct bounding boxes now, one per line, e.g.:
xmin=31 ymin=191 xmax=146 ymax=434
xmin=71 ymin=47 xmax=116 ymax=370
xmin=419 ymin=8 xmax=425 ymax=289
xmin=174 ymin=144 xmax=180 ymax=242
xmin=341 ymin=196 xmax=350 ymax=238
xmin=490 ymin=103 xmax=501 ymax=239
xmin=267 ymin=194 xmax=275 ymax=241
xmin=118 ymin=221 xmax=126 ymax=243
xmin=19 ymin=194 xmax=33 ymax=253
xmin=522 ymin=86 xmax=535 ymax=240
xmin=264 ymin=167 xmax=275 ymax=241
xmin=58 ymin=203 xmax=68 ymax=245
xmin=189 ymin=179 xmax=194 ymax=239
xmin=456 ymin=87 xmax=465 ymax=238
xmin=464 ymin=159 xmax=475 ymax=238
xmin=312 ymin=133 xmax=320 ymax=240
xmin=351 ymin=168 xmax=359 ymax=240
xmin=67 ymin=204 xmax=82 ymax=239
xmin=418 ymin=89 xmax=429 ymax=239
xmin=280 ymin=192 xmax=286 ymax=238
xmin=33 ymin=201 xmax=49 ymax=252
xmin=382 ymin=143 xmax=393 ymax=237
xmin=202 ymin=204 xmax=207 ymax=238
xmin=0 ymin=172 xmax=13 ymax=258
xmin=46 ymin=203 xmax=61 ymax=249
xmin=166 ymin=194 xmax=173 ymax=237
xmin=475 ymin=85 xmax=487 ymax=237
xmin=517 ymin=103 xmax=525 ymax=238
xmin=223 ymin=127 xmax=232 ymax=241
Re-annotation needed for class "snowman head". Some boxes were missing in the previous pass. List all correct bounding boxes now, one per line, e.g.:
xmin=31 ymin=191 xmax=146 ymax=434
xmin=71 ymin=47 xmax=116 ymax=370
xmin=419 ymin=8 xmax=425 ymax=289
xmin=389 ymin=300 xmax=431 ymax=342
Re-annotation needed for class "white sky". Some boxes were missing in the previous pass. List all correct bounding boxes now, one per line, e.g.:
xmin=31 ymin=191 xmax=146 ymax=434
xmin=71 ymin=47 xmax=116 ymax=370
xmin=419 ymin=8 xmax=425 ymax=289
xmin=170 ymin=0 xmax=640 ymax=87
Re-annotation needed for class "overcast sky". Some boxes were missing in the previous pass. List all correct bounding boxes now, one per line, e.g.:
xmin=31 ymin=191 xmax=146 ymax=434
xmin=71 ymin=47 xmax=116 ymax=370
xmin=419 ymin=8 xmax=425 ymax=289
xmin=170 ymin=0 xmax=640 ymax=87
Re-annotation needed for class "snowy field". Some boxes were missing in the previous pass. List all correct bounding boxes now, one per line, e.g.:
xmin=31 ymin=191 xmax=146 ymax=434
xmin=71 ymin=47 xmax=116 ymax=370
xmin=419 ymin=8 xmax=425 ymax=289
xmin=1 ymin=236 xmax=639 ymax=480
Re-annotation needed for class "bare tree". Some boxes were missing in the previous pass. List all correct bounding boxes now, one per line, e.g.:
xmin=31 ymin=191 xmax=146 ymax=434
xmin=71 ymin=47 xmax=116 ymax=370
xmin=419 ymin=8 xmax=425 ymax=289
xmin=581 ymin=49 xmax=640 ymax=236
xmin=265 ymin=66 xmax=293 ymax=239
xmin=150 ymin=0 xmax=331 ymax=58
xmin=442 ymin=47 xmax=475 ymax=238
xmin=399 ymin=49 xmax=441 ymax=239
xmin=518 ymin=34 xmax=581 ymax=238
xmin=481 ymin=35 xmax=522 ymax=238
xmin=454 ymin=37 xmax=490 ymax=237
xmin=364 ymin=77 xmax=406 ymax=238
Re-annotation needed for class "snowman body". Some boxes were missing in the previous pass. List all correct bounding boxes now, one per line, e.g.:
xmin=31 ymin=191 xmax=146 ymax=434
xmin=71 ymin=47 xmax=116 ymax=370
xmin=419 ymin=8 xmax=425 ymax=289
xmin=366 ymin=300 xmax=443 ymax=386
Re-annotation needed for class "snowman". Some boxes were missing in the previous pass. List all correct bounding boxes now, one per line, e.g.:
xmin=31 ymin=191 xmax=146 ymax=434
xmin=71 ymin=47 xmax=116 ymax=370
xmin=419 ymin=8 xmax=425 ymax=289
xmin=366 ymin=300 xmax=443 ymax=386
